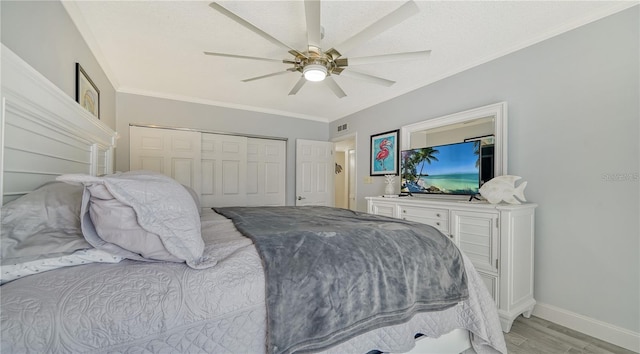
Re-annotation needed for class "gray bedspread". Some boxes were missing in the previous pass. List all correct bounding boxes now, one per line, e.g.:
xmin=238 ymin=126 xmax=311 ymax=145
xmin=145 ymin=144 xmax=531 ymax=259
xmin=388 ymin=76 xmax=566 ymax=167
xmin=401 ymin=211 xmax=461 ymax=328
xmin=213 ymin=206 xmax=469 ymax=354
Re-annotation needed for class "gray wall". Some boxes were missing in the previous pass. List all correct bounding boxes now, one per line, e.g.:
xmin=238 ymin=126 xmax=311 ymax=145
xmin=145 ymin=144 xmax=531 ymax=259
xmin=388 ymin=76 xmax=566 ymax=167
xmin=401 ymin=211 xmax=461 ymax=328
xmin=1 ymin=0 xmax=116 ymax=130
xmin=331 ymin=7 xmax=639 ymax=334
xmin=116 ymin=93 xmax=329 ymax=206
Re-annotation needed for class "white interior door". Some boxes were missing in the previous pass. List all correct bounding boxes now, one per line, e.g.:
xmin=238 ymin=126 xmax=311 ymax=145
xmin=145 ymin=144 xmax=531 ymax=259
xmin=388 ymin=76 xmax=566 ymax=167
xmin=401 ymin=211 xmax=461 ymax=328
xmin=296 ymin=139 xmax=334 ymax=206
xmin=129 ymin=126 xmax=201 ymax=194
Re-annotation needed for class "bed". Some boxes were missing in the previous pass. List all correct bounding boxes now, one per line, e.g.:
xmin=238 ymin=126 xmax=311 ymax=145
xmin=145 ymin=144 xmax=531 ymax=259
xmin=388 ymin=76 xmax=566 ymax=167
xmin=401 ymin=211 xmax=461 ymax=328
xmin=0 ymin=45 xmax=507 ymax=354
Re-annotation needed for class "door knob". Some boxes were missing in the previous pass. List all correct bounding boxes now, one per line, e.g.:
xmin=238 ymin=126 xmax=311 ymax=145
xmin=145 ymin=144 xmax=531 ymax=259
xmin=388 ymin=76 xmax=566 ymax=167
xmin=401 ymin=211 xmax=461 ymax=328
xmin=297 ymin=196 xmax=306 ymax=200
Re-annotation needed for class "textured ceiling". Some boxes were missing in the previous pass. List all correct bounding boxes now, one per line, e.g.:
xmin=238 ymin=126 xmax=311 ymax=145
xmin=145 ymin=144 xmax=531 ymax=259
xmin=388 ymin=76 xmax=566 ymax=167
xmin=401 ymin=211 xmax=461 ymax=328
xmin=63 ymin=1 xmax=633 ymax=122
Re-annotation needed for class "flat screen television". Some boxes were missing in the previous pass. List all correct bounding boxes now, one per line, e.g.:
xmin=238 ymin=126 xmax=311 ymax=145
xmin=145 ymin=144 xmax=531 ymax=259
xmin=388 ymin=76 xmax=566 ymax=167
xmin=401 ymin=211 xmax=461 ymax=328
xmin=401 ymin=141 xmax=481 ymax=195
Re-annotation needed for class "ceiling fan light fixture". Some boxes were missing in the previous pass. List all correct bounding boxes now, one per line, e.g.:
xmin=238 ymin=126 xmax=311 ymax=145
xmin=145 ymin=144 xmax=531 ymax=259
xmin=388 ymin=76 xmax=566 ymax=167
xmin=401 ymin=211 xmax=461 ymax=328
xmin=303 ymin=64 xmax=327 ymax=82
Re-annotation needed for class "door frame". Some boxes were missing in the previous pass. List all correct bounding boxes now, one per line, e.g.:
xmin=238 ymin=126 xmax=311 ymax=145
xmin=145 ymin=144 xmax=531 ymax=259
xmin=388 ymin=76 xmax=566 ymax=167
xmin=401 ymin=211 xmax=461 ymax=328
xmin=331 ymin=133 xmax=357 ymax=211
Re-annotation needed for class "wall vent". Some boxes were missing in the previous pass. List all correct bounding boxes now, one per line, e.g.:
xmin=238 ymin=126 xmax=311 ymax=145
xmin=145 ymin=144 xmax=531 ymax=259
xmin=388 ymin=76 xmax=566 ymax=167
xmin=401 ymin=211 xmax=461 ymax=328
xmin=337 ymin=123 xmax=348 ymax=132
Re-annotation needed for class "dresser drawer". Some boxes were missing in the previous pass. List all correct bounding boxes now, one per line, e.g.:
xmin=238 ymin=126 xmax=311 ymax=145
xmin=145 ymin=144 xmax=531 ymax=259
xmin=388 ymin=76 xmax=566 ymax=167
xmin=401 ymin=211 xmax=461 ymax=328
xmin=370 ymin=202 xmax=396 ymax=218
xmin=398 ymin=205 xmax=449 ymax=233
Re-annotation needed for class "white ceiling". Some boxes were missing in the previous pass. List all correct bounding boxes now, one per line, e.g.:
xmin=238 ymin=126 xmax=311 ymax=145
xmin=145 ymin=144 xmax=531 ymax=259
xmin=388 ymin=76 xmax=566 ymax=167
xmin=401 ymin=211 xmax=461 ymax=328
xmin=63 ymin=1 xmax=634 ymax=123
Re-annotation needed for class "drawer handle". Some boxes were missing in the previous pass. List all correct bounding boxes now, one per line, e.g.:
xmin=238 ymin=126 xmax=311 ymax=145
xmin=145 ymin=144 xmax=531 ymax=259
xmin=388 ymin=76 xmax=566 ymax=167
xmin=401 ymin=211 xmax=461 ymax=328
xmin=402 ymin=210 xmax=406 ymax=213
xmin=403 ymin=217 xmax=407 ymax=220
xmin=436 ymin=213 xmax=441 ymax=217
xmin=436 ymin=222 xmax=440 ymax=226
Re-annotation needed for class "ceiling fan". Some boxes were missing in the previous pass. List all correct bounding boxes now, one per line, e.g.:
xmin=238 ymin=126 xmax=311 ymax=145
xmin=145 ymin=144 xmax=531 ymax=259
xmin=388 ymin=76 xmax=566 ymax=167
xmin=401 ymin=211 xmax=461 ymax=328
xmin=204 ymin=1 xmax=431 ymax=98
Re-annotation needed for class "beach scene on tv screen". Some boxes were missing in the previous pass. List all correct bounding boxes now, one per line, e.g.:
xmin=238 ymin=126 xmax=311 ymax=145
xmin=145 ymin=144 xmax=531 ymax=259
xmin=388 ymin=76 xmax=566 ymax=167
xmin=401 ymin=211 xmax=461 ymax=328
xmin=401 ymin=141 xmax=480 ymax=195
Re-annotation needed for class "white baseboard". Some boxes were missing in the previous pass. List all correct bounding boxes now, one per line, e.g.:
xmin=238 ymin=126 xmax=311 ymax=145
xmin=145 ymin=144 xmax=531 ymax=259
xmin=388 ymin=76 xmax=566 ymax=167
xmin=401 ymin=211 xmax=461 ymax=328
xmin=533 ymin=303 xmax=640 ymax=353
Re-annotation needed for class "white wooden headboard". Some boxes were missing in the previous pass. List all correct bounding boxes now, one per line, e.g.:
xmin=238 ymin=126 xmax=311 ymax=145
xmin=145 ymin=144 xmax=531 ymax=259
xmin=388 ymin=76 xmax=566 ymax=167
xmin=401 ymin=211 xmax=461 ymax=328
xmin=0 ymin=45 xmax=118 ymax=205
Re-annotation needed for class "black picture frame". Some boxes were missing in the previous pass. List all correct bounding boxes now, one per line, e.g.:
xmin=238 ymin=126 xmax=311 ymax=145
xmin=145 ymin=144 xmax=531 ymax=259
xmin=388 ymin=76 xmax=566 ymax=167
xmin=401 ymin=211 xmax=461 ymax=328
xmin=370 ymin=129 xmax=399 ymax=176
xmin=75 ymin=63 xmax=100 ymax=119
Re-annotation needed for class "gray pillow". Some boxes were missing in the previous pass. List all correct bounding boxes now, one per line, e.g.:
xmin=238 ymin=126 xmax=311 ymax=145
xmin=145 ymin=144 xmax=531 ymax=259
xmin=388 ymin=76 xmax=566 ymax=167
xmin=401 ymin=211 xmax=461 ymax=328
xmin=57 ymin=171 xmax=215 ymax=269
xmin=1 ymin=182 xmax=92 ymax=265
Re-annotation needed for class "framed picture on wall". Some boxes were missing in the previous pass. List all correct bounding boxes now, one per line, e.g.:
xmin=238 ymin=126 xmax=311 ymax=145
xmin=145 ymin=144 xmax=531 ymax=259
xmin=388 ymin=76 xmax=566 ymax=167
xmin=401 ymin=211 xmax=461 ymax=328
xmin=370 ymin=129 xmax=399 ymax=176
xmin=75 ymin=63 xmax=100 ymax=119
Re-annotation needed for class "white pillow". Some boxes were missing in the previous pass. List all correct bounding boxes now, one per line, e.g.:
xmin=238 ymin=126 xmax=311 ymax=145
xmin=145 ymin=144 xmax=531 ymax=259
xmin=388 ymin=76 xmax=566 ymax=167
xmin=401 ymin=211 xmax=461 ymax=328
xmin=57 ymin=171 xmax=214 ymax=269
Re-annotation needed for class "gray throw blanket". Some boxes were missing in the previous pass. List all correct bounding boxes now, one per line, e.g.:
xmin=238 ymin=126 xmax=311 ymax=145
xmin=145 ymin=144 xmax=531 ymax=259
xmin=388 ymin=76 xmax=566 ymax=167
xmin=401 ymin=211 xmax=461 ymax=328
xmin=214 ymin=206 xmax=468 ymax=354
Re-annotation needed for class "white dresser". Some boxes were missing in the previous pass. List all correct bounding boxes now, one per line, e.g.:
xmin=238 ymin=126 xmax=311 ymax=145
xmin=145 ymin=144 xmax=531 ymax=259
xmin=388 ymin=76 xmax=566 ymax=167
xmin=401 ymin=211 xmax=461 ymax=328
xmin=366 ymin=196 xmax=537 ymax=332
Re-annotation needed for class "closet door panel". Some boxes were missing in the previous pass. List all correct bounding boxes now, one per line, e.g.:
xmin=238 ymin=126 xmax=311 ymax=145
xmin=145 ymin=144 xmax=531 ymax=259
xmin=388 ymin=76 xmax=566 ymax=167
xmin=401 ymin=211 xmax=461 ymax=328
xmin=247 ymin=138 xmax=286 ymax=206
xmin=141 ymin=136 xmax=163 ymax=150
xmin=247 ymin=161 xmax=259 ymax=195
xmin=201 ymin=133 xmax=247 ymax=207
xmin=222 ymin=160 xmax=242 ymax=194
xmin=265 ymin=162 xmax=281 ymax=194
xmin=130 ymin=126 xmax=201 ymax=195
xmin=201 ymin=160 xmax=215 ymax=195
xmin=139 ymin=157 xmax=163 ymax=173
xmin=172 ymin=158 xmax=196 ymax=188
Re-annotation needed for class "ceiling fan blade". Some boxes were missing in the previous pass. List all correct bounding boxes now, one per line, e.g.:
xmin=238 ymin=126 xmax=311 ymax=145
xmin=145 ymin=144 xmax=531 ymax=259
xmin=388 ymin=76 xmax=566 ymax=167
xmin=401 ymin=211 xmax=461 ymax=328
xmin=324 ymin=77 xmax=347 ymax=98
xmin=288 ymin=76 xmax=307 ymax=95
xmin=348 ymin=50 xmax=431 ymax=66
xmin=334 ymin=1 xmax=419 ymax=54
xmin=204 ymin=52 xmax=282 ymax=63
xmin=304 ymin=0 xmax=321 ymax=48
xmin=242 ymin=71 xmax=291 ymax=82
xmin=339 ymin=70 xmax=395 ymax=87
xmin=209 ymin=2 xmax=296 ymax=52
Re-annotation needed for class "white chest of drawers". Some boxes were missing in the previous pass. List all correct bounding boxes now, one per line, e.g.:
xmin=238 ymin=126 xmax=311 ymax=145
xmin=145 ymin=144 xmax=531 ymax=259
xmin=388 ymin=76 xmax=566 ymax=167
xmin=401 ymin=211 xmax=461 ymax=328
xmin=366 ymin=196 xmax=537 ymax=332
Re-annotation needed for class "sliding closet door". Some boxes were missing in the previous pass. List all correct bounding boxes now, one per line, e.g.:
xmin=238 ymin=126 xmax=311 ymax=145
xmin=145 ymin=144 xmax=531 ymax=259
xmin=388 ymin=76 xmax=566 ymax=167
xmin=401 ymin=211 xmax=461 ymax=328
xmin=201 ymin=133 xmax=247 ymax=207
xmin=129 ymin=126 xmax=202 ymax=194
xmin=247 ymin=138 xmax=286 ymax=206
xmin=131 ymin=126 xmax=286 ymax=207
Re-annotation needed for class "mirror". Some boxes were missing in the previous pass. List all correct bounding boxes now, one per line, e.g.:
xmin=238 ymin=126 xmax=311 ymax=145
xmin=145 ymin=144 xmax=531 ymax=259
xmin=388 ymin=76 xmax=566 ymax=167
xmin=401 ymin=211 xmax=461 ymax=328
xmin=400 ymin=102 xmax=508 ymax=187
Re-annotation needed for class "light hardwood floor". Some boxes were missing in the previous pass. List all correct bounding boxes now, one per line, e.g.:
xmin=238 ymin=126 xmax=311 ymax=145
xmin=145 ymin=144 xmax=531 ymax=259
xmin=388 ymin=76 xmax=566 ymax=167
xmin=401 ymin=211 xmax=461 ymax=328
xmin=505 ymin=316 xmax=638 ymax=354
